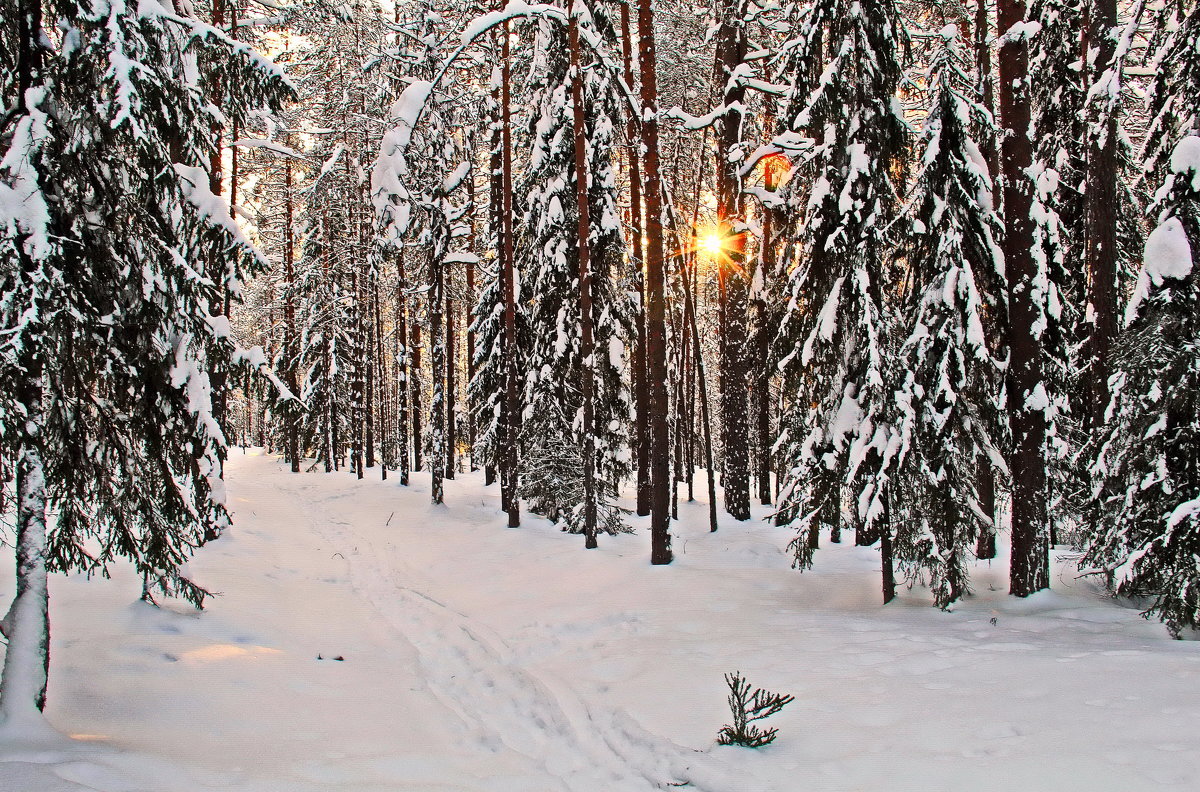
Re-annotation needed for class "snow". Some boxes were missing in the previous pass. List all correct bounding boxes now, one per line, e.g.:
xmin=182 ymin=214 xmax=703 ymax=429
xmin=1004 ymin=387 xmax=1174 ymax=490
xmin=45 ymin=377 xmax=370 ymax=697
xmin=1125 ymin=217 xmax=1194 ymax=324
xmin=3 ymin=452 xmax=1200 ymax=791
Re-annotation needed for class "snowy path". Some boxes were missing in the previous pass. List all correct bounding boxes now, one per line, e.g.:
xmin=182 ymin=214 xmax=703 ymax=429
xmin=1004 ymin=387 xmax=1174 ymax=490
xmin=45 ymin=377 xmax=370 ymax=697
xmin=286 ymin=479 xmax=758 ymax=792
xmin=3 ymin=450 xmax=1200 ymax=791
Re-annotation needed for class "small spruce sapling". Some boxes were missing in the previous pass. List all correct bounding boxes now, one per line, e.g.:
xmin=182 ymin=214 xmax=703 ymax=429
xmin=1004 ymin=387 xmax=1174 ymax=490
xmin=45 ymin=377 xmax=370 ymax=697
xmin=716 ymin=671 xmax=794 ymax=747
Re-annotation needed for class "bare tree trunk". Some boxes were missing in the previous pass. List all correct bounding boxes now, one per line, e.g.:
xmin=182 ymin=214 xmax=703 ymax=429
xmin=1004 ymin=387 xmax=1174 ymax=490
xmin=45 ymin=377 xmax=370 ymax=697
xmin=396 ymin=248 xmax=410 ymax=485
xmin=283 ymin=154 xmax=300 ymax=473
xmin=446 ymin=279 xmax=456 ymax=481
xmin=714 ymin=0 xmax=751 ymax=523
xmin=411 ymin=319 xmax=423 ymax=473
xmin=684 ymin=258 xmax=719 ymax=533
xmin=637 ymin=0 xmax=673 ymax=564
xmin=501 ymin=19 xmax=521 ymax=527
xmin=1083 ymin=0 xmax=1118 ymax=431
xmin=569 ymin=0 xmax=599 ymax=548
xmin=999 ymin=0 xmax=1049 ymax=596
xmin=620 ymin=1 xmax=651 ymax=517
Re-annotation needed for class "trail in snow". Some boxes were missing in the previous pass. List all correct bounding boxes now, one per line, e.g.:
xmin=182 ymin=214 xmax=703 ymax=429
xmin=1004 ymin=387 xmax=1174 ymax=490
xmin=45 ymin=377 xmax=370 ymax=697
xmin=2 ymin=449 xmax=1199 ymax=792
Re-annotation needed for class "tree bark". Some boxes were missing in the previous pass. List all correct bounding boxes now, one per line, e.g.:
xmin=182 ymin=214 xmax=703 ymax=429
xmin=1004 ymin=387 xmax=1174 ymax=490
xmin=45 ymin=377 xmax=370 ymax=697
xmin=637 ymin=0 xmax=672 ymax=563
xmin=999 ymin=0 xmax=1049 ymax=596
xmin=0 ymin=0 xmax=50 ymax=721
xmin=501 ymin=20 xmax=521 ymax=527
xmin=569 ymin=0 xmax=599 ymax=548
xmin=1083 ymin=0 xmax=1118 ymax=430
xmin=283 ymin=154 xmax=300 ymax=473
xmin=619 ymin=1 xmax=651 ymax=518
xmin=714 ymin=0 xmax=751 ymax=522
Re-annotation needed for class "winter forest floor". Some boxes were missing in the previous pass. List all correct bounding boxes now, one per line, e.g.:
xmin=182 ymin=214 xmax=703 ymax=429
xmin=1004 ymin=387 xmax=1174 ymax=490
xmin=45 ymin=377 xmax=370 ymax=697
xmin=2 ymin=451 xmax=1199 ymax=792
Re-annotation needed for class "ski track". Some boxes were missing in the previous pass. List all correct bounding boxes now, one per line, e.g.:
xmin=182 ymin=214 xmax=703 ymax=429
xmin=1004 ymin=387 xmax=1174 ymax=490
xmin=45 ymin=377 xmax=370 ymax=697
xmin=279 ymin=479 xmax=756 ymax=792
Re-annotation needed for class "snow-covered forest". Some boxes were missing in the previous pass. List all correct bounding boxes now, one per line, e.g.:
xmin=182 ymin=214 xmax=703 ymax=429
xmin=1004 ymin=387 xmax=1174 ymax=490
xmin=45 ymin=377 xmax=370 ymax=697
xmin=3 ymin=0 xmax=1200 ymax=790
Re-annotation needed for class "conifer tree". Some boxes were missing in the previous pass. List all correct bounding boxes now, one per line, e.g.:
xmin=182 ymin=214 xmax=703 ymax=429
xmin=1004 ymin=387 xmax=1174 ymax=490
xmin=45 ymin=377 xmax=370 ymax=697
xmin=1083 ymin=8 xmax=1200 ymax=637
xmin=888 ymin=25 xmax=1007 ymax=609
xmin=771 ymin=0 xmax=908 ymax=569
xmin=515 ymin=6 xmax=632 ymax=535
xmin=0 ymin=0 xmax=291 ymax=722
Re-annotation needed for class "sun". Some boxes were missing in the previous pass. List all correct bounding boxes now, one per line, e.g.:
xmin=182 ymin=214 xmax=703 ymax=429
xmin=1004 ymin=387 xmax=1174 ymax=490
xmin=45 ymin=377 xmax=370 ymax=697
xmin=698 ymin=230 xmax=726 ymax=259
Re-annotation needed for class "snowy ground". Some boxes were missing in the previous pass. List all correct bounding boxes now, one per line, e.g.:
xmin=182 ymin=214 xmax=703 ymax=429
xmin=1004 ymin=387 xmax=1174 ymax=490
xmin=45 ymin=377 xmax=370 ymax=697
xmin=2 ymin=449 xmax=1199 ymax=791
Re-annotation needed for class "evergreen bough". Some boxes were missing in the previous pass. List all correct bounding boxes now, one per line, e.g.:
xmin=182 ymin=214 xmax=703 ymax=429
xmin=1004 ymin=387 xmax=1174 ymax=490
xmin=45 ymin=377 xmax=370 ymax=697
xmin=716 ymin=671 xmax=794 ymax=748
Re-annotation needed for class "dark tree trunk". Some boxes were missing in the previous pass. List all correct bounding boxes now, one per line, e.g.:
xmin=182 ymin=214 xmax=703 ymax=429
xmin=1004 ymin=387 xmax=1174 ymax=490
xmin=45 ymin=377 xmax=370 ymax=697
xmin=684 ymin=258 xmax=719 ymax=533
xmin=620 ymin=1 xmax=651 ymax=518
xmin=283 ymin=155 xmax=300 ymax=473
xmin=1083 ymin=0 xmax=1119 ymax=430
xmin=569 ymin=0 xmax=599 ymax=548
xmin=446 ymin=281 xmax=456 ymax=481
xmin=637 ymin=0 xmax=672 ymax=564
xmin=999 ymin=0 xmax=1049 ymax=596
xmin=714 ymin=0 xmax=751 ymax=522
xmin=411 ymin=320 xmax=423 ymax=473
xmin=396 ymin=248 xmax=410 ymax=485
xmin=501 ymin=20 xmax=521 ymax=527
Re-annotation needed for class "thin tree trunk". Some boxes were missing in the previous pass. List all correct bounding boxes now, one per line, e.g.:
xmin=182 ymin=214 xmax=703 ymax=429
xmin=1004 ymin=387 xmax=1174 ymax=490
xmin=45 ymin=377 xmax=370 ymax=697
xmin=0 ymin=2 xmax=50 ymax=720
xmin=501 ymin=19 xmax=521 ymax=528
xmin=446 ymin=279 xmax=456 ymax=481
xmin=1083 ymin=0 xmax=1118 ymax=430
xmin=637 ymin=0 xmax=673 ymax=564
xmin=375 ymin=274 xmax=388 ymax=480
xmin=999 ymin=0 xmax=1049 ymax=596
xmin=684 ymin=257 xmax=719 ymax=533
xmin=569 ymin=0 xmax=599 ymax=548
xmin=411 ymin=319 xmax=423 ymax=472
xmin=283 ymin=154 xmax=300 ymax=473
xmin=620 ymin=1 xmax=651 ymax=518
xmin=396 ymin=247 xmax=410 ymax=485
xmin=714 ymin=1 xmax=751 ymax=522
xmin=430 ymin=240 xmax=446 ymax=506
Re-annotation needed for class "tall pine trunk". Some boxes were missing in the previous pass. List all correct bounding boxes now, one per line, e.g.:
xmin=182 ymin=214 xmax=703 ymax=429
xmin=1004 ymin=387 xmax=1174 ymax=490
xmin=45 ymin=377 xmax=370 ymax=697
xmin=501 ymin=20 xmax=521 ymax=528
xmin=999 ymin=0 xmax=1049 ymax=596
xmin=714 ymin=0 xmax=751 ymax=522
xmin=1083 ymin=0 xmax=1118 ymax=430
xmin=569 ymin=0 xmax=599 ymax=548
xmin=638 ymin=0 xmax=673 ymax=564
xmin=620 ymin=1 xmax=651 ymax=518
xmin=283 ymin=155 xmax=300 ymax=473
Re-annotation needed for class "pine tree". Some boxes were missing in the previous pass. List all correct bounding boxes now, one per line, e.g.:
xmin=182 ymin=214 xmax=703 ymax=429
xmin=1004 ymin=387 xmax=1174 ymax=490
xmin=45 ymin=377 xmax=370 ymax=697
xmin=771 ymin=0 xmax=908 ymax=571
xmin=1083 ymin=8 xmax=1200 ymax=637
xmin=0 ymin=0 xmax=291 ymax=723
xmin=515 ymin=7 xmax=632 ymax=535
xmin=888 ymin=25 xmax=1007 ymax=609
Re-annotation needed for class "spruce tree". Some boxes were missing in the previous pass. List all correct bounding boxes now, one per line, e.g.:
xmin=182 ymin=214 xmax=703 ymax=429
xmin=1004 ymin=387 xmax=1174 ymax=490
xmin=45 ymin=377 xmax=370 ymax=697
xmin=771 ymin=0 xmax=908 ymax=570
xmin=515 ymin=8 xmax=632 ymax=534
xmin=1083 ymin=8 xmax=1200 ymax=636
xmin=888 ymin=25 xmax=1007 ymax=609
xmin=0 ymin=0 xmax=291 ymax=723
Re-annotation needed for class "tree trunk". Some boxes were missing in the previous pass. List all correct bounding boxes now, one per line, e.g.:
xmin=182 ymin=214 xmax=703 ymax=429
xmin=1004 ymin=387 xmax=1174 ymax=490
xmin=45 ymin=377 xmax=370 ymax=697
xmin=501 ymin=19 xmax=521 ymax=528
xmin=283 ymin=154 xmax=300 ymax=473
xmin=430 ymin=241 xmax=446 ymax=506
xmin=714 ymin=0 xmax=751 ymax=523
xmin=999 ymin=0 xmax=1049 ymax=596
xmin=684 ymin=257 xmax=719 ymax=533
xmin=568 ymin=0 xmax=600 ymax=548
xmin=1 ymin=7 xmax=50 ymax=720
xmin=446 ymin=279 xmax=456 ymax=481
xmin=620 ymin=1 xmax=651 ymax=518
xmin=396 ymin=248 xmax=410 ymax=485
xmin=411 ymin=319 xmax=423 ymax=473
xmin=637 ymin=0 xmax=673 ymax=564
xmin=1083 ymin=0 xmax=1118 ymax=430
